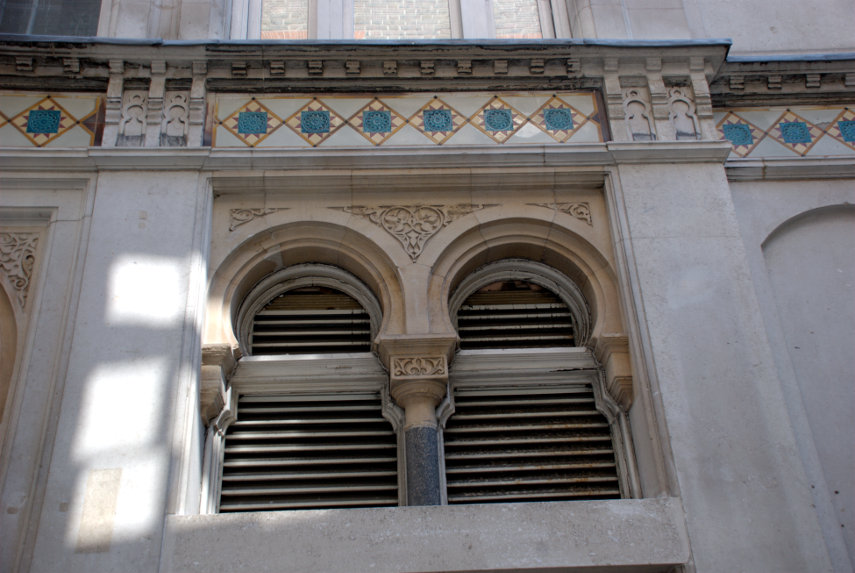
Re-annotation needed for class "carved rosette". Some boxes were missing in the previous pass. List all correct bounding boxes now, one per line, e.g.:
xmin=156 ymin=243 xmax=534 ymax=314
xmin=228 ymin=208 xmax=288 ymax=231
xmin=0 ymin=232 xmax=39 ymax=309
xmin=337 ymin=204 xmax=493 ymax=261
xmin=530 ymin=202 xmax=593 ymax=226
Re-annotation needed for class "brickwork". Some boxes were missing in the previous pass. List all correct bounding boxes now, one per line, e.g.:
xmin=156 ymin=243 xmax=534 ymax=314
xmin=261 ymin=0 xmax=308 ymax=39
xmin=493 ymin=0 xmax=541 ymax=38
xmin=354 ymin=0 xmax=451 ymax=39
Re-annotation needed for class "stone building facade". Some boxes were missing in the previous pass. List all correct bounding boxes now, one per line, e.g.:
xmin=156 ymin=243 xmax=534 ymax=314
xmin=0 ymin=1 xmax=853 ymax=572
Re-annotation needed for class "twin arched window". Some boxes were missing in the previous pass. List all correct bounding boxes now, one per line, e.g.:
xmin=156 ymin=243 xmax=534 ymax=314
xmin=214 ymin=259 xmax=627 ymax=511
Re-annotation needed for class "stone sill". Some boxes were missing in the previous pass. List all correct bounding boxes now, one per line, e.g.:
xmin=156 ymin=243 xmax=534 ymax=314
xmin=160 ymin=497 xmax=689 ymax=573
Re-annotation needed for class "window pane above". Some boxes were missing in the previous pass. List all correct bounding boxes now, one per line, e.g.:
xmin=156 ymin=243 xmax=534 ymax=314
xmin=354 ymin=0 xmax=451 ymax=40
xmin=0 ymin=0 xmax=100 ymax=36
xmin=492 ymin=0 xmax=542 ymax=39
xmin=261 ymin=0 xmax=309 ymax=39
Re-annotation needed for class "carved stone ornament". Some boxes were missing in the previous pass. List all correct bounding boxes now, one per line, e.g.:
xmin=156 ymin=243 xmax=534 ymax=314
xmin=228 ymin=208 xmax=288 ymax=231
xmin=120 ymin=90 xmax=147 ymax=138
xmin=530 ymin=202 xmax=592 ymax=226
xmin=338 ymin=204 xmax=493 ymax=261
xmin=0 ymin=232 xmax=39 ymax=309
xmin=161 ymin=91 xmax=189 ymax=146
xmin=622 ymin=88 xmax=656 ymax=141
xmin=392 ymin=355 xmax=447 ymax=379
xmin=667 ymin=87 xmax=699 ymax=141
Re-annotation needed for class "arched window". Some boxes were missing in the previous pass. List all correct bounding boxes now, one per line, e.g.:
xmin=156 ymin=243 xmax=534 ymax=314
xmin=206 ymin=264 xmax=403 ymax=513
xmin=441 ymin=259 xmax=635 ymax=504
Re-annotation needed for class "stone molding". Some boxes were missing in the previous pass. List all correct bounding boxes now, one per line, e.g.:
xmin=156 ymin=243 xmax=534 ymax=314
xmin=0 ymin=231 xmax=38 ymax=309
xmin=337 ymin=204 xmax=494 ymax=262
xmin=200 ymin=343 xmax=238 ymax=426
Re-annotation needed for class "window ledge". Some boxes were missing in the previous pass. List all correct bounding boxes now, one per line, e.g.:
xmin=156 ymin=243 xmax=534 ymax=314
xmin=161 ymin=497 xmax=689 ymax=573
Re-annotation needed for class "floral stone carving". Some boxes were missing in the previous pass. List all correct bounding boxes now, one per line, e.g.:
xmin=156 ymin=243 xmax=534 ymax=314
xmin=530 ymin=202 xmax=593 ymax=226
xmin=228 ymin=208 xmax=288 ymax=231
xmin=337 ymin=204 xmax=493 ymax=261
xmin=0 ymin=232 xmax=39 ymax=309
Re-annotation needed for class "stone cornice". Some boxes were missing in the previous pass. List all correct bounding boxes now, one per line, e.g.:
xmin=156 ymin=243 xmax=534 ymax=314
xmin=0 ymin=38 xmax=729 ymax=92
xmin=711 ymin=56 xmax=855 ymax=106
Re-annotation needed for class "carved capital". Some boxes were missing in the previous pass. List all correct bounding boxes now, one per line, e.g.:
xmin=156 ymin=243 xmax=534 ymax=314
xmin=200 ymin=344 xmax=238 ymax=426
xmin=389 ymin=355 xmax=448 ymax=428
xmin=593 ymin=334 xmax=633 ymax=410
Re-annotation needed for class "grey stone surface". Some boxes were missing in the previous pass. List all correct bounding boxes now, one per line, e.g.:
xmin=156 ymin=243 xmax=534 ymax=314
xmin=405 ymin=425 xmax=442 ymax=505
xmin=161 ymin=498 xmax=689 ymax=573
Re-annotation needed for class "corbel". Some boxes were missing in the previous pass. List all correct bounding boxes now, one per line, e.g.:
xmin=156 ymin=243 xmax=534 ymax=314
xmin=593 ymin=334 xmax=633 ymax=410
xmin=15 ymin=56 xmax=33 ymax=72
xmin=420 ymin=60 xmax=435 ymax=75
xmin=145 ymin=60 xmax=166 ymax=147
xmin=805 ymin=73 xmax=821 ymax=89
xmin=493 ymin=60 xmax=508 ymax=74
xmin=269 ymin=60 xmax=285 ymax=75
xmin=645 ymin=57 xmax=672 ymax=140
xmin=767 ymin=74 xmax=783 ymax=90
xmin=187 ymin=60 xmax=207 ymax=147
xmin=345 ymin=60 xmax=360 ymax=75
xmin=566 ymin=57 xmax=580 ymax=77
xmin=231 ymin=61 xmax=248 ymax=77
xmin=688 ymin=57 xmax=715 ymax=139
xmin=457 ymin=60 xmax=472 ymax=75
xmin=101 ymin=59 xmax=125 ymax=146
xmin=307 ymin=60 xmax=323 ymax=75
xmin=63 ymin=57 xmax=80 ymax=74
xmin=602 ymin=57 xmax=629 ymax=142
xmin=383 ymin=60 xmax=398 ymax=76
xmin=529 ymin=59 xmax=545 ymax=74
xmin=846 ymin=73 xmax=855 ymax=88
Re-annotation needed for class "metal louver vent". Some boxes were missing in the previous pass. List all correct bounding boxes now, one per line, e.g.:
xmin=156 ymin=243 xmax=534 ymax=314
xmin=456 ymin=280 xmax=576 ymax=350
xmin=251 ymin=286 xmax=371 ymax=355
xmin=444 ymin=387 xmax=621 ymax=504
xmin=220 ymin=393 xmax=398 ymax=512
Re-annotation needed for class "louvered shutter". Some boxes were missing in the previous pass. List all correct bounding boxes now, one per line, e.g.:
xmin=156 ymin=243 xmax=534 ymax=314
xmin=456 ymin=280 xmax=576 ymax=349
xmin=444 ymin=386 xmax=620 ymax=504
xmin=220 ymin=392 xmax=398 ymax=512
xmin=250 ymin=286 xmax=372 ymax=355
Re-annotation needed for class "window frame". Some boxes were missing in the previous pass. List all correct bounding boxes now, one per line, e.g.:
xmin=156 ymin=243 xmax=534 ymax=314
xmin=234 ymin=0 xmax=571 ymax=40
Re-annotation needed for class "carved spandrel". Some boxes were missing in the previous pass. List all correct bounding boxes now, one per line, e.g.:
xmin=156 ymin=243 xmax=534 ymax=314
xmin=229 ymin=208 xmax=289 ymax=231
xmin=529 ymin=202 xmax=593 ymax=226
xmin=336 ymin=204 xmax=495 ymax=262
xmin=0 ymin=232 xmax=39 ymax=309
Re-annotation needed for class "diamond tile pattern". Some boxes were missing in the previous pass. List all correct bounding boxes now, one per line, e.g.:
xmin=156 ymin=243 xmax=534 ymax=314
xmin=470 ymin=97 xmax=526 ymax=143
xmin=530 ymin=97 xmax=587 ymax=142
xmin=410 ymin=98 xmax=467 ymax=144
xmin=221 ymin=99 xmax=283 ymax=146
xmin=825 ymin=108 xmax=855 ymax=151
xmin=285 ymin=99 xmax=345 ymax=146
xmin=347 ymin=99 xmax=407 ymax=145
xmin=716 ymin=112 xmax=766 ymax=157
xmin=767 ymin=111 xmax=823 ymax=155
xmin=10 ymin=96 xmax=77 ymax=146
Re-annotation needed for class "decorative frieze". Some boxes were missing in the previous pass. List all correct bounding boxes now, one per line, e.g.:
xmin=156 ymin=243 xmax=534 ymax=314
xmin=161 ymin=91 xmax=189 ymax=146
xmin=622 ymin=87 xmax=656 ymax=141
xmin=117 ymin=90 xmax=147 ymax=147
xmin=0 ymin=232 xmax=38 ymax=309
xmin=337 ymin=204 xmax=493 ymax=262
xmin=667 ymin=87 xmax=700 ymax=141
